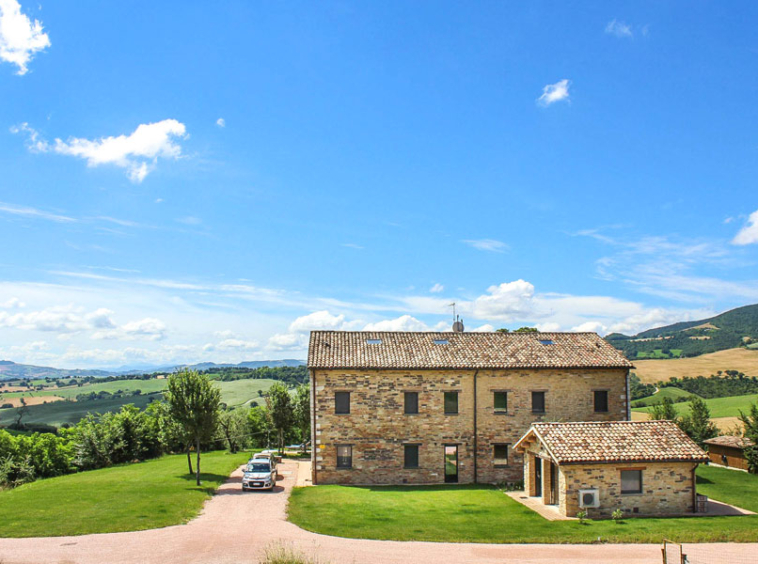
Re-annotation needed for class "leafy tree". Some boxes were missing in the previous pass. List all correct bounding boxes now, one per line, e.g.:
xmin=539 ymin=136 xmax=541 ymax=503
xmin=649 ymin=396 xmax=678 ymax=421
xmin=678 ymin=397 xmax=718 ymax=449
xmin=293 ymin=384 xmax=310 ymax=453
xmin=248 ymin=405 xmax=274 ymax=449
xmin=266 ymin=382 xmax=294 ymax=455
xmin=496 ymin=328 xmax=509 ymax=333
xmin=165 ymin=369 xmax=221 ymax=485
xmin=217 ymin=408 xmax=250 ymax=453
xmin=739 ymin=403 xmax=758 ymax=473
xmin=513 ymin=327 xmax=539 ymax=333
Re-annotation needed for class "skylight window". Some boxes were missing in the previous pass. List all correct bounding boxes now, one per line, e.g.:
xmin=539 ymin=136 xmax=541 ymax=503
xmin=539 ymin=339 xmax=555 ymax=345
xmin=366 ymin=338 xmax=382 ymax=345
xmin=433 ymin=339 xmax=449 ymax=345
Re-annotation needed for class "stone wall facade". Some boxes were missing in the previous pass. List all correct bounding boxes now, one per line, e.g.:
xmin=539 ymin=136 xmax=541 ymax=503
xmin=312 ymin=367 xmax=629 ymax=485
xmin=521 ymin=442 xmax=698 ymax=517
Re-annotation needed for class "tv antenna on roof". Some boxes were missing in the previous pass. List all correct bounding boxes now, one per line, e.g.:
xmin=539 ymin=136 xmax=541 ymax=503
xmin=449 ymin=302 xmax=464 ymax=333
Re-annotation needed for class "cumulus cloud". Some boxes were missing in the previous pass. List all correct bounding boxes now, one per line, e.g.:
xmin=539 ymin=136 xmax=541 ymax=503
xmin=204 ymin=338 xmax=259 ymax=352
xmin=537 ymin=79 xmax=571 ymax=106
xmin=216 ymin=118 xmax=225 ymax=128
xmin=1 ymin=297 xmax=25 ymax=309
xmin=0 ymin=305 xmax=116 ymax=333
xmin=13 ymin=120 xmax=188 ymax=182
xmin=0 ymin=0 xmax=50 ymax=75
xmin=430 ymin=283 xmax=444 ymax=293
xmin=605 ymin=19 xmax=633 ymax=38
xmin=92 ymin=317 xmax=167 ymax=341
xmin=733 ymin=209 xmax=758 ymax=245
xmin=462 ymin=239 xmax=508 ymax=253
xmin=363 ymin=315 xmax=429 ymax=332
xmin=470 ymin=280 xmax=540 ymax=321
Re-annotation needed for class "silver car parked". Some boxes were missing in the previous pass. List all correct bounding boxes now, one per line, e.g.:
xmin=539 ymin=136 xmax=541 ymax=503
xmin=242 ymin=460 xmax=277 ymax=491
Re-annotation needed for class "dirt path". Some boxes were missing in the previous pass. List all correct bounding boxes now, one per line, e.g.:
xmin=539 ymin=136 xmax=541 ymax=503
xmin=0 ymin=461 xmax=755 ymax=564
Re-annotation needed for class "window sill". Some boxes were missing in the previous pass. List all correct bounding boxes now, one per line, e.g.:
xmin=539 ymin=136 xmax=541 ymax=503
xmin=532 ymin=411 xmax=546 ymax=415
xmin=494 ymin=411 xmax=509 ymax=415
xmin=444 ymin=413 xmax=460 ymax=416
xmin=404 ymin=413 xmax=420 ymax=416
xmin=403 ymin=466 xmax=420 ymax=470
xmin=336 ymin=467 xmax=354 ymax=470
xmin=494 ymin=463 xmax=510 ymax=468
xmin=621 ymin=491 xmax=643 ymax=496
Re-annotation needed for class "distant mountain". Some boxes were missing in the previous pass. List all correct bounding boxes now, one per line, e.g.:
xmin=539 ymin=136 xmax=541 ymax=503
xmin=0 ymin=361 xmax=113 ymax=380
xmin=0 ymin=359 xmax=306 ymax=381
xmin=607 ymin=304 xmax=758 ymax=360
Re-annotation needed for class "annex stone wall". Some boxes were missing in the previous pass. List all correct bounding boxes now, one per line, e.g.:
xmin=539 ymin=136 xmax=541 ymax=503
xmin=559 ymin=461 xmax=697 ymax=517
xmin=313 ymin=367 xmax=628 ymax=485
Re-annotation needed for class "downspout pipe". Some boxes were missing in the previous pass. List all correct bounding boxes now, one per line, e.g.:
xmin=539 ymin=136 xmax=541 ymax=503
xmin=310 ymin=368 xmax=317 ymax=485
xmin=473 ymin=369 xmax=479 ymax=484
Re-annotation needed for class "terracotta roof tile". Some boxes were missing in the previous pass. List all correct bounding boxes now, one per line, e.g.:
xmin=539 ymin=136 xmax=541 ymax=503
xmin=307 ymin=331 xmax=632 ymax=370
xmin=514 ymin=420 xmax=708 ymax=464
xmin=704 ymin=435 xmax=754 ymax=449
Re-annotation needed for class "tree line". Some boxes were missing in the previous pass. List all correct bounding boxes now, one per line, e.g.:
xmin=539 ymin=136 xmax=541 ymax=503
xmin=0 ymin=369 xmax=310 ymax=489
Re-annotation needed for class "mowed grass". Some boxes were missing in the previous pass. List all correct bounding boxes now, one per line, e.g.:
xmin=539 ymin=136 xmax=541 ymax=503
xmin=634 ymin=393 xmax=758 ymax=419
xmin=288 ymin=466 xmax=758 ymax=544
xmin=0 ymin=450 xmax=248 ymax=537
xmin=634 ymin=347 xmax=758 ymax=384
xmin=631 ymin=387 xmax=698 ymax=408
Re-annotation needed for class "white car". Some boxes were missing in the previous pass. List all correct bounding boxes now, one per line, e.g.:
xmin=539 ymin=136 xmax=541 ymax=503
xmin=242 ymin=460 xmax=277 ymax=491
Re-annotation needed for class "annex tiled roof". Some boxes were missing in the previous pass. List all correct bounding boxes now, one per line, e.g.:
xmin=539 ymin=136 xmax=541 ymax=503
xmin=514 ymin=420 xmax=708 ymax=465
xmin=704 ymin=436 xmax=754 ymax=449
xmin=307 ymin=331 xmax=633 ymax=370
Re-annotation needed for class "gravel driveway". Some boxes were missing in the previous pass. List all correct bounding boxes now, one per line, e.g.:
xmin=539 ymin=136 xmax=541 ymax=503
xmin=0 ymin=460 xmax=754 ymax=564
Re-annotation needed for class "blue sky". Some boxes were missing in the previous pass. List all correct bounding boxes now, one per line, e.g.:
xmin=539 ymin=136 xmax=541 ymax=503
xmin=1 ymin=1 xmax=757 ymax=368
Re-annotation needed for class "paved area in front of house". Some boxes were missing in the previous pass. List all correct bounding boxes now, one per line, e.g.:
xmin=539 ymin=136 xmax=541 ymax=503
xmin=1 ymin=460 xmax=757 ymax=564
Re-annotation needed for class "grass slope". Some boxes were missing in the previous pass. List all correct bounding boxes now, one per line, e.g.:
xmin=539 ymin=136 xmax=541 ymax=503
xmin=0 ymin=450 xmax=248 ymax=537
xmin=288 ymin=466 xmax=758 ymax=544
xmin=631 ymin=387 xmax=697 ymax=408
xmin=216 ymin=378 xmax=278 ymax=407
xmin=0 ymin=378 xmax=167 ymax=400
xmin=634 ymin=393 xmax=758 ymax=419
xmin=633 ymin=348 xmax=758 ymax=384
xmin=0 ymin=394 xmax=160 ymax=426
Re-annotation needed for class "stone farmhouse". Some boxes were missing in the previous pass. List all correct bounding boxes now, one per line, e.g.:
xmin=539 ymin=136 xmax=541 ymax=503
xmin=514 ymin=420 xmax=709 ymax=517
xmin=307 ymin=330 xmax=633 ymax=485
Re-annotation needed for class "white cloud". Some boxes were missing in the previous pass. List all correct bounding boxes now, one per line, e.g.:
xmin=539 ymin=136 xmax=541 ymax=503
xmin=0 ymin=305 xmax=116 ymax=333
xmin=91 ymin=317 xmax=167 ymax=341
xmin=216 ymin=338 xmax=259 ymax=350
xmin=1 ymin=297 xmax=25 ymax=309
xmin=341 ymin=243 xmax=364 ymax=250
xmin=536 ymin=322 xmax=561 ymax=332
xmin=216 ymin=118 xmax=226 ymax=128
xmin=605 ymin=19 xmax=633 ymax=38
xmin=267 ymin=332 xmax=308 ymax=351
xmin=470 ymin=280 xmax=540 ymax=321
xmin=571 ymin=321 xmax=607 ymax=333
xmin=0 ymin=200 xmax=76 ymax=223
xmin=537 ymin=79 xmax=571 ymax=107
xmin=14 ymin=120 xmax=188 ymax=183
xmin=176 ymin=216 xmax=202 ymax=225
xmin=471 ymin=323 xmax=495 ymax=332
xmin=732 ymin=209 xmax=758 ymax=245
xmin=363 ymin=315 xmax=430 ymax=332
xmin=430 ymin=283 xmax=444 ymax=293
xmin=0 ymin=0 xmax=50 ymax=75
xmin=289 ymin=310 xmax=349 ymax=333
xmin=462 ymin=238 xmax=508 ymax=253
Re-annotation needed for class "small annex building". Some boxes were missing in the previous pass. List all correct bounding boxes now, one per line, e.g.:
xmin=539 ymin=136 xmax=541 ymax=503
xmin=513 ymin=420 xmax=708 ymax=518
xmin=704 ymin=436 xmax=754 ymax=471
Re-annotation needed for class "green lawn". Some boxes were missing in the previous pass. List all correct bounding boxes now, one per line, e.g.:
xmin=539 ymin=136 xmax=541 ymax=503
xmin=631 ymin=387 xmax=698 ymax=408
xmin=287 ymin=466 xmax=758 ymax=544
xmin=0 ymin=450 xmax=248 ymax=537
xmin=634 ymin=393 xmax=758 ymax=418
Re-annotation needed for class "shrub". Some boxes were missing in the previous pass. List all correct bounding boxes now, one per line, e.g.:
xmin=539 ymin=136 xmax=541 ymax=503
xmin=576 ymin=510 xmax=590 ymax=524
xmin=262 ymin=542 xmax=327 ymax=564
xmin=612 ymin=508 xmax=624 ymax=523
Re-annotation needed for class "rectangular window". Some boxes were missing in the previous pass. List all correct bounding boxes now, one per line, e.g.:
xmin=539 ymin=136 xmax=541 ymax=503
xmin=336 ymin=445 xmax=352 ymax=468
xmin=335 ymin=392 xmax=350 ymax=414
xmin=444 ymin=392 xmax=459 ymax=414
xmin=404 ymin=392 xmax=419 ymax=414
xmin=493 ymin=444 xmax=509 ymax=465
xmin=621 ymin=470 xmax=642 ymax=494
xmin=532 ymin=391 xmax=545 ymax=413
xmin=594 ymin=390 xmax=609 ymax=413
xmin=404 ymin=444 xmax=419 ymax=468
xmin=494 ymin=391 xmax=508 ymax=413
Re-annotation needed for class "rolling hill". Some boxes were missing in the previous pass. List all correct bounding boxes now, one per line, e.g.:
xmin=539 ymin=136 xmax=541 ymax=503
xmin=607 ymin=303 xmax=758 ymax=360
xmin=633 ymin=347 xmax=758 ymax=384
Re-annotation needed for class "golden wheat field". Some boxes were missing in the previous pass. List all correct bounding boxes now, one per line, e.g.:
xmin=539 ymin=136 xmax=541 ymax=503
xmin=633 ymin=347 xmax=758 ymax=384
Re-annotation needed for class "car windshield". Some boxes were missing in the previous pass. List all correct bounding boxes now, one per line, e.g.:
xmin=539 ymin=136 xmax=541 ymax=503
xmin=246 ymin=463 xmax=270 ymax=472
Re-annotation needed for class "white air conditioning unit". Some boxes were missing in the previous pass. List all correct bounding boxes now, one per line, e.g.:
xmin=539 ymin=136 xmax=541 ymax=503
xmin=579 ymin=489 xmax=600 ymax=508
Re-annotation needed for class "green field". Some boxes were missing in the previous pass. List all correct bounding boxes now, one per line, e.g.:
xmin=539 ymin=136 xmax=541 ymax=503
xmin=288 ymin=466 xmax=758 ymax=544
xmin=0 ymin=377 xmax=280 ymax=426
xmin=0 ymin=393 xmax=161 ymax=426
xmin=0 ymin=450 xmax=248 ymax=537
xmin=0 ymin=378 xmax=167 ymax=400
xmin=631 ymin=387 xmax=698 ymax=408
xmin=634 ymin=393 xmax=758 ymax=418
xmin=216 ymin=378 xmax=277 ymax=407
xmin=635 ymin=348 xmax=683 ymax=359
